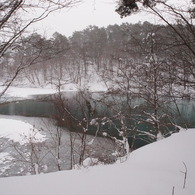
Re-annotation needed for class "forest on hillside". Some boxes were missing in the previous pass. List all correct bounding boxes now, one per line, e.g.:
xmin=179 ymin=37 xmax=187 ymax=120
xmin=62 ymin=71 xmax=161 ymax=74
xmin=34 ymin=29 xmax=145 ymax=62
xmin=1 ymin=22 xmax=194 ymax=96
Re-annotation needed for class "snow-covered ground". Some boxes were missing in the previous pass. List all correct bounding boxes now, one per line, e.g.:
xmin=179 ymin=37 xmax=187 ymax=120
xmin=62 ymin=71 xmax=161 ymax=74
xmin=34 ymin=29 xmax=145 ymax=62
xmin=0 ymin=129 xmax=194 ymax=195
xmin=0 ymin=81 xmax=108 ymax=103
xmin=0 ymin=70 xmax=108 ymax=100
xmin=0 ymin=86 xmax=57 ymax=99
xmin=0 ymin=118 xmax=46 ymax=145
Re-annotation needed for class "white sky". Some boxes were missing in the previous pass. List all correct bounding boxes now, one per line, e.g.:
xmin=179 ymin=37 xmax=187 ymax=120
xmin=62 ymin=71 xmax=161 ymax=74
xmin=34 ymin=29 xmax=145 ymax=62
xmin=32 ymin=0 xmax=191 ymax=38
xmin=33 ymin=0 xmax=160 ymax=38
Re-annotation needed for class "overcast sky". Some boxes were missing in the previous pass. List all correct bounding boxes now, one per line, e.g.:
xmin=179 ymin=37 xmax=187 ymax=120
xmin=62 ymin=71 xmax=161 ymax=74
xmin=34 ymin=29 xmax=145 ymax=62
xmin=33 ymin=0 xmax=190 ymax=38
xmin=33 ymin=0 xmax=157 ymax=37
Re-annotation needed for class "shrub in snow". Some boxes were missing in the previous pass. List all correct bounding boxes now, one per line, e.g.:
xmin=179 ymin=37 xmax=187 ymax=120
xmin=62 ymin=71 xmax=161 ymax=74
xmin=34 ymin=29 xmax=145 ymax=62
xmin=82 ymin=157 xmax=99 ymax=167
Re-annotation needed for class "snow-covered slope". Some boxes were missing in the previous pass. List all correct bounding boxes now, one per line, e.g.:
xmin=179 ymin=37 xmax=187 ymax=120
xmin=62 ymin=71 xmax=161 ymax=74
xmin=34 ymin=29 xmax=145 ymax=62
xmin=0 ymin=129 xmax=194 ymax=195
xmin=0 ymin=118 xmax=46 ymax=145
xmin=0 ymin=86 xmax=57 ymax=98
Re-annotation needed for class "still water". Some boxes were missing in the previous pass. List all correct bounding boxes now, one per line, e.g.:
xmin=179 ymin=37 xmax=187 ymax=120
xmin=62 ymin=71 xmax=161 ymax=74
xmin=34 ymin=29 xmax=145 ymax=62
xmin=0 ymin=92 xmax=194 ymax=148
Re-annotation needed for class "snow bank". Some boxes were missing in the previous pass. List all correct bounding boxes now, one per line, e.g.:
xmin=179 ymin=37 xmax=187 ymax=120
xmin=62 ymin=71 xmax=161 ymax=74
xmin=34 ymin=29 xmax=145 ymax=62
xmin=0 ymin=82 xmax=107 ymax=100
xmin=0 ymin=118 xmax=46 ymax=144
xmin=0 ymin=129 xmax=194 ymax=195
xmin=0 ymin=86 xmax=56 ymax=98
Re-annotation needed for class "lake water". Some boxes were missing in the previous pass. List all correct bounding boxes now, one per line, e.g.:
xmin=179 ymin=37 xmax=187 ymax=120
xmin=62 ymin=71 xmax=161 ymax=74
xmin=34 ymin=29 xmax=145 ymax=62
xmin=0 ymin=92 xmax=194 ymax=149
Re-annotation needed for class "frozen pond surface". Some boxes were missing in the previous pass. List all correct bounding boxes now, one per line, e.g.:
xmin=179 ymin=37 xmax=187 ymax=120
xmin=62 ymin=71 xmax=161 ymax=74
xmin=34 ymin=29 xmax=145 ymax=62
xmin=0 ymin=115 xmax=117 ymax=177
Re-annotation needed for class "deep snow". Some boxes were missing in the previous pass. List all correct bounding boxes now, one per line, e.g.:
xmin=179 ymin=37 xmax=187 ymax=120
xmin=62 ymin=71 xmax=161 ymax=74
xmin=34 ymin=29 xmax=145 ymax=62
xmin=0 ymin=118 xmax=46 ymax=145
xmin=0 ymin=129 xmax=194 ymax=195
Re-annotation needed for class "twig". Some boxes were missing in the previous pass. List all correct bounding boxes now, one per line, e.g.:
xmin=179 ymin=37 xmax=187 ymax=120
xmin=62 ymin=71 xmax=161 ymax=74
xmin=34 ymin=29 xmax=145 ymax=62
xmin=181 ymin=161 xmax=187 ymax=189
xmin=172 ymin=186 xmax=175 ymax=195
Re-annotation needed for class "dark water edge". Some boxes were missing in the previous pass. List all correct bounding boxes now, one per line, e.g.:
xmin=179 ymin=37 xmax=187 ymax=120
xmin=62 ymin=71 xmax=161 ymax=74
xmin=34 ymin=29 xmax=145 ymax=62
xmin=0 ymin=92 xmax=195 ymax=149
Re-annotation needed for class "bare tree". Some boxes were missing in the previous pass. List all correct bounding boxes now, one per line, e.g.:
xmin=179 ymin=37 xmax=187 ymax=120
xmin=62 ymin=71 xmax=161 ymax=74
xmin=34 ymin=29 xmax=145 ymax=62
xmin=0 ymin=0 xmax=81 ymax=97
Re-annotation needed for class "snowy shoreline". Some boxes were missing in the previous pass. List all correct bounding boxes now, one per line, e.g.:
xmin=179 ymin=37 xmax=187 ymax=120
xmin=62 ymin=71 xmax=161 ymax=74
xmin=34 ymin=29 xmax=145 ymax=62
xmin=0 ymin=129 xmax=194 ymax=195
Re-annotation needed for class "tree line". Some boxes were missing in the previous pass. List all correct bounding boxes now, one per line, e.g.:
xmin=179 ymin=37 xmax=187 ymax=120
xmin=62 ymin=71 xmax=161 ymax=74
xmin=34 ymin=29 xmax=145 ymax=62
xmin=1 ymin=21 xmax=194 ymax=93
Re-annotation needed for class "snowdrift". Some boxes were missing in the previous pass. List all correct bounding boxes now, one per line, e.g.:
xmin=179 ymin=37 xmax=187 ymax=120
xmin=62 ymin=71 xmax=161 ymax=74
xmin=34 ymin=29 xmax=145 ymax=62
xmin=0 ymin=129 xmax=194 ymax=195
